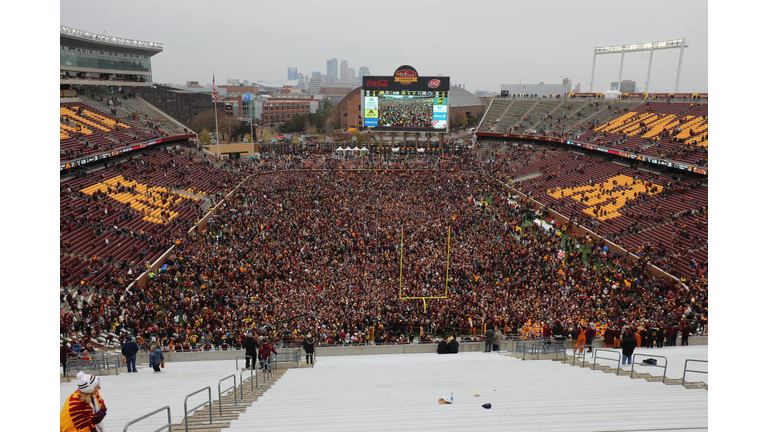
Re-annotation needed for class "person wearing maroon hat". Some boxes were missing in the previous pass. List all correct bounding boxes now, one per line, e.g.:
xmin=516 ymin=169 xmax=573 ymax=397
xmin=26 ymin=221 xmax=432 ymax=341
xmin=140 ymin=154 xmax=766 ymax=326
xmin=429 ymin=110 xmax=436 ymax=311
xmin=258 ymin=337 xmax=277 ymax=374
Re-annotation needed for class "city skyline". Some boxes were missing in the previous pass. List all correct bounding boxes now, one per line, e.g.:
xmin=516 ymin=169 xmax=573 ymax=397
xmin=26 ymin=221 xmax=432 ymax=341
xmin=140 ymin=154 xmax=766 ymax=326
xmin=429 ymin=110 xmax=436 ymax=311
xmin=59 ymin=0 xmax=710 ymax=94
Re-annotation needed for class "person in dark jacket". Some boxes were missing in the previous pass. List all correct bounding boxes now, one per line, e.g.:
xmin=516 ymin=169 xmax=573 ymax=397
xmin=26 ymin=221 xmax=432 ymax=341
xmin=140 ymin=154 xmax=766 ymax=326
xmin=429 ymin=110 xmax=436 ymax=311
xmin=484 ymin=327 xmax=494 ymax=352
xmin=303 ymin=333 xmax=316 ymax=365
xmin=447 ymin=336 xmax=460 ymax=354
xmin=243 ymin=332 xmax=258 ymax=369
xmin=121 ymin=335 xmax=140 ymax=373
xmin=647 ymin=324 xmax=658 ymax=349
xmin=437 ymin=338 xmax=448 ymax=354
xmin=621 ymin=330 xmax=637 ymax=365
xmin=552 ymin=320 xmax=566 ymax=342
xmin=656 ymin=323 xmax=666 ymax=348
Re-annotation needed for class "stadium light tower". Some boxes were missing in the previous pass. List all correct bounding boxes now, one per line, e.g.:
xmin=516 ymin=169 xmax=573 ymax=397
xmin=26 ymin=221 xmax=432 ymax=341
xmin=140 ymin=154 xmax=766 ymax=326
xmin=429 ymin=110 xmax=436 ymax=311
xmin=589 ymin=38 xmax=688 ymax=93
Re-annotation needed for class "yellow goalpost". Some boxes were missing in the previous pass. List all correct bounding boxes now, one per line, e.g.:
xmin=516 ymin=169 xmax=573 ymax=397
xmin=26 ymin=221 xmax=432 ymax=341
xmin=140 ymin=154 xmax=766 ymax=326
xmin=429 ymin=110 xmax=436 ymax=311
xmin=398 ymin=225 xmax=452 ymax=312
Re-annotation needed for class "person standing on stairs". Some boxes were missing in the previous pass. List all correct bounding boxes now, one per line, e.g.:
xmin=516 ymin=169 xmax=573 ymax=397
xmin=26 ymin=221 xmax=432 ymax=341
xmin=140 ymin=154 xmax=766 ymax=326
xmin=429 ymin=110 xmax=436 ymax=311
xmin=243 ymin=332 xmax=259 ymax=370
xmin=621 ymin=329 xmax=637 ymax=365
xmin=303 ymin=333 xmax=316 ymax=365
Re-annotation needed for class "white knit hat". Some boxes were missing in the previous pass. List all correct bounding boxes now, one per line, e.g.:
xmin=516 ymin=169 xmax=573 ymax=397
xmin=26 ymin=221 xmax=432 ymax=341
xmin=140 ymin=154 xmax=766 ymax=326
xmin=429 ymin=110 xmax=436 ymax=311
xmin=76 ymin=371 xmax=100 ymax=393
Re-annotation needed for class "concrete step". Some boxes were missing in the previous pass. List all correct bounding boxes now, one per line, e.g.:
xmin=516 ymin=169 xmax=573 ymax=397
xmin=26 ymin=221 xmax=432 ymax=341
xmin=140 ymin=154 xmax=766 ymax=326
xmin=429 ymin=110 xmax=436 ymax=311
xmin=683 ymin=381 xmax=708 ymax=390
xmin=170 ymin=369 xmax=287 ymax=432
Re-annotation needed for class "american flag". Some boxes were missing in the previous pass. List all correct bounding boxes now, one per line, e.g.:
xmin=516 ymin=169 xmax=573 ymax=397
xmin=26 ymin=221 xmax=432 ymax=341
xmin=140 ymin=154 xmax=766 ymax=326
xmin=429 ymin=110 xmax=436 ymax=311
xmin=212 ymin=74 xmax=218 ymax=102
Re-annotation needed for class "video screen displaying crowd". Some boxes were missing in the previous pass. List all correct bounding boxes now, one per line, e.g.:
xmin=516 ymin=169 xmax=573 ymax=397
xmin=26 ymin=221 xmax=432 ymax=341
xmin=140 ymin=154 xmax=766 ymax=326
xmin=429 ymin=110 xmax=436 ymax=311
xmin=378 ymin=97 xmax=434 ymax=129
xmin=60 ymin=143 xmax=707 ymax=352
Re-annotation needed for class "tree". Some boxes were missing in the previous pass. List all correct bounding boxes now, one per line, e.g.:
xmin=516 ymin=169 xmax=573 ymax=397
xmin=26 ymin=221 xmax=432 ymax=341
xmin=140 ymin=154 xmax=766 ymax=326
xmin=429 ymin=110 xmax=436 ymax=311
xmin=453 ymin=113 xmax=468 ymax=128
xmin=467 ymin=113 xmax=479 ymax=128
xmin=200 ymin=129 xmax=212 ymax=146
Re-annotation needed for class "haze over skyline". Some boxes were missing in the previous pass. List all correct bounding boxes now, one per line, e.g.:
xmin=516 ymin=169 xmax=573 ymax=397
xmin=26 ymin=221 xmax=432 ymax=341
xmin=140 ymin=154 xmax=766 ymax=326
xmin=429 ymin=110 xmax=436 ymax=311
xmin=60 ymin=0 xmax=708 ymax=93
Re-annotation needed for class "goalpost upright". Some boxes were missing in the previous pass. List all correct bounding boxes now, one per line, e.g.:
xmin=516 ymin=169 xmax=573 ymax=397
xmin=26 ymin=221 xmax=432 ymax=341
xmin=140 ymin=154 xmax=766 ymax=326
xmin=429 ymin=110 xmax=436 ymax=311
xmin=398 ymin=225 xmax=452 ymax=313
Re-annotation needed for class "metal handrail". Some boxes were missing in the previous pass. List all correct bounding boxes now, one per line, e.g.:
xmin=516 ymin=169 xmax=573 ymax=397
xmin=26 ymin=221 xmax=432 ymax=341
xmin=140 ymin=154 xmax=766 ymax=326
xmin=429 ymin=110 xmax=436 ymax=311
xmin=235 ymin=355 xmax=256 ymax=370
xmin=682 ymin=359 xmax=708 ymax=386
xmin=592 ymin=348 xmax=622 ymax=375
xmin=239 ymin=368 xmax=259 ymax=399
xmin=183 ymin=386 xmax=212 ymax=432
xmin=631 ymin=353 xmax=669 ymax=383
xmin=570 ymin=344 xmax=593 ymax=367
xmin=217 ymin=374 xmax=237 ymax=417
xmin=122 ymin=405 xmax=172 ymax=432
xmin=514 ymin=340 xmax=567 ymax=361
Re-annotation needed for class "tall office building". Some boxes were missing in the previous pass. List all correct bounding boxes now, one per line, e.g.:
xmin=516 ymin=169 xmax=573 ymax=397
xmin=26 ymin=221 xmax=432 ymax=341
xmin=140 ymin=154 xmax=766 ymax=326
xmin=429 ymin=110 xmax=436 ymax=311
xmin=348 ymin=67 xmax=355 ymax=84
xmin=339 ymin=60 xmax=348 ymax=83
xmin=326 ymin=58 xmax=338 ymax=82
xmin=358 ymin=66 xmax=370 ymax=85
xmin=287 ymin=67 xmax=297 ymax=80
xmin=311 ymin=71 xmax=322 ymax=78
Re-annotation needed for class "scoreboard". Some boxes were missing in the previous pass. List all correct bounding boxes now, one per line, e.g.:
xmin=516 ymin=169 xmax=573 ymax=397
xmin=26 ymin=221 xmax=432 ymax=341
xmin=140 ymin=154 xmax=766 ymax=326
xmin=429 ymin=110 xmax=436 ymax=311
xmin=362 ymin=65 xmax=450 ymax=133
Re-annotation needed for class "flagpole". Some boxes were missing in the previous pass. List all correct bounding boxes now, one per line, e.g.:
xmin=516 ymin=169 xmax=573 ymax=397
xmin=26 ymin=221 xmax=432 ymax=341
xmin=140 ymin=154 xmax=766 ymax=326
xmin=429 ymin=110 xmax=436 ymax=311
xmin=213 ymin=73 xmax=220 ymax=158
xmin=215 ymin=99 xmax=220 ymax=157
xmin=249 ymin=94 xmax=254 ymax=152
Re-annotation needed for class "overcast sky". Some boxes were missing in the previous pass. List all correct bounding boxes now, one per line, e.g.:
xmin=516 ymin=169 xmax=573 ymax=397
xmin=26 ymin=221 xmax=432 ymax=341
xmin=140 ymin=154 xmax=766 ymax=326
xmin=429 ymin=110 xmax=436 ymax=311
xmin=60 ymin=0 xmax=708 ymax=93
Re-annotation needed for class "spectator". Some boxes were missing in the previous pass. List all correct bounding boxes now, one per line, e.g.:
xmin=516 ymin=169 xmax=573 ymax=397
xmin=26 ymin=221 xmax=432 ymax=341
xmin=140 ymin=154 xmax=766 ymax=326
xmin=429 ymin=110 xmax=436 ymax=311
xmin=620 ymin=330 xmax=637 ymax=365
xmin=60 ymin=372 xmax=107 ymax=432
xmin=586 ymin=323 xmax=597 ymax=353
xmin=681 ymin=321 xmax=692 ymax=346
xmin=552 ymin=320 xmax=566 ymax=342
xmin=121 ymin=335 xmax=139 ymax=373
xmin=243 ymin=332 xmax=259 ymax=370
xmin=149 ymin=344 xmax=164 ymax=372
xmin=60 ymin=342 xmax=74 ymax=375
xmin=603 ymin=323 xmax=616 ymax=349
xmin=492 ymin=326 xmax=502 ymax=352
xmin=303 ymin=333 xmax=316 ymax=365
xmin=484 ymin=327 xmax=494 ymax=353
xmin=259 ymin=337 xmax=277 ymax=374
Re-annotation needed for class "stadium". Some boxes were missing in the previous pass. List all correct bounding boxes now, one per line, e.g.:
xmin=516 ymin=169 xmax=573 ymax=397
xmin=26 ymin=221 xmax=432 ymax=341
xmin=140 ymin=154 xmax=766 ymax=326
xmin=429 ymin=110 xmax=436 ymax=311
xmin=50 ymin=8 xmax=722 ymax=431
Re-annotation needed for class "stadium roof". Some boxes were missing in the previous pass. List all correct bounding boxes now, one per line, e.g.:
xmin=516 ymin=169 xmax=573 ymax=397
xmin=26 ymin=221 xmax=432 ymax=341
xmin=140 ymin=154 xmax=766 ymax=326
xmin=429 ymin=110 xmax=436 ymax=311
xmin=449 ymin=85 xmax=484 ymax=108
xmin=60 ymin=26 xmax=164 ymax=56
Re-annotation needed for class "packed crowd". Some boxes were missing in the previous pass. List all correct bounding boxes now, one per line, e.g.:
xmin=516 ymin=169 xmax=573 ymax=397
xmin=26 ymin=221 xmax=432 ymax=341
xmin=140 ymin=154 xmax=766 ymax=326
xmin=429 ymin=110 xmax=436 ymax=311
xmin=378 ymin=97 xmax=434 ymax=129
xmin=61 ymin=161 xmax=707 ymax=352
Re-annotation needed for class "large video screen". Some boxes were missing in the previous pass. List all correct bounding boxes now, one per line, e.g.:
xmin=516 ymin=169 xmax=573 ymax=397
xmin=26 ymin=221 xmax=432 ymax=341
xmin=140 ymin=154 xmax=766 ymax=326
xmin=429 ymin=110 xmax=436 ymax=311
xmin=363 ymin=90 xmax=449 ymax=132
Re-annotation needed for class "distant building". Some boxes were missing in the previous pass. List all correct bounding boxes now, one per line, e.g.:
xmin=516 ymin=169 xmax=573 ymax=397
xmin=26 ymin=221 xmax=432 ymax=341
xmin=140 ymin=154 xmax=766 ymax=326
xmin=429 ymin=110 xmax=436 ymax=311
xmin=348 ymin=68 xmax=355 ymax=84
xmin=309 ymin=76 xmax=323 ymax=95
xmin=226 ymin=79 xmax=240 ymax=86
xmin=287 ymin=67 xmax=297 ymax=80
xmin=326 ymin=58 xmax=338 ymax=82
xmin=500 ymin=80 xmax=572 ymax=98
xmin=610 ymin=81 xmax=619 ymax=91
xmin=320 ymin=83 xmax=357 ymax=99
xmin=358 ymin=66 xmax=370 ymax=85
xmin=128 ymin=85 xmax=212 ymax=125
xmin=339 ymin=60 xmax=348 ymax=83
xmin=620 ymin=80 xmax=637 ymax=93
